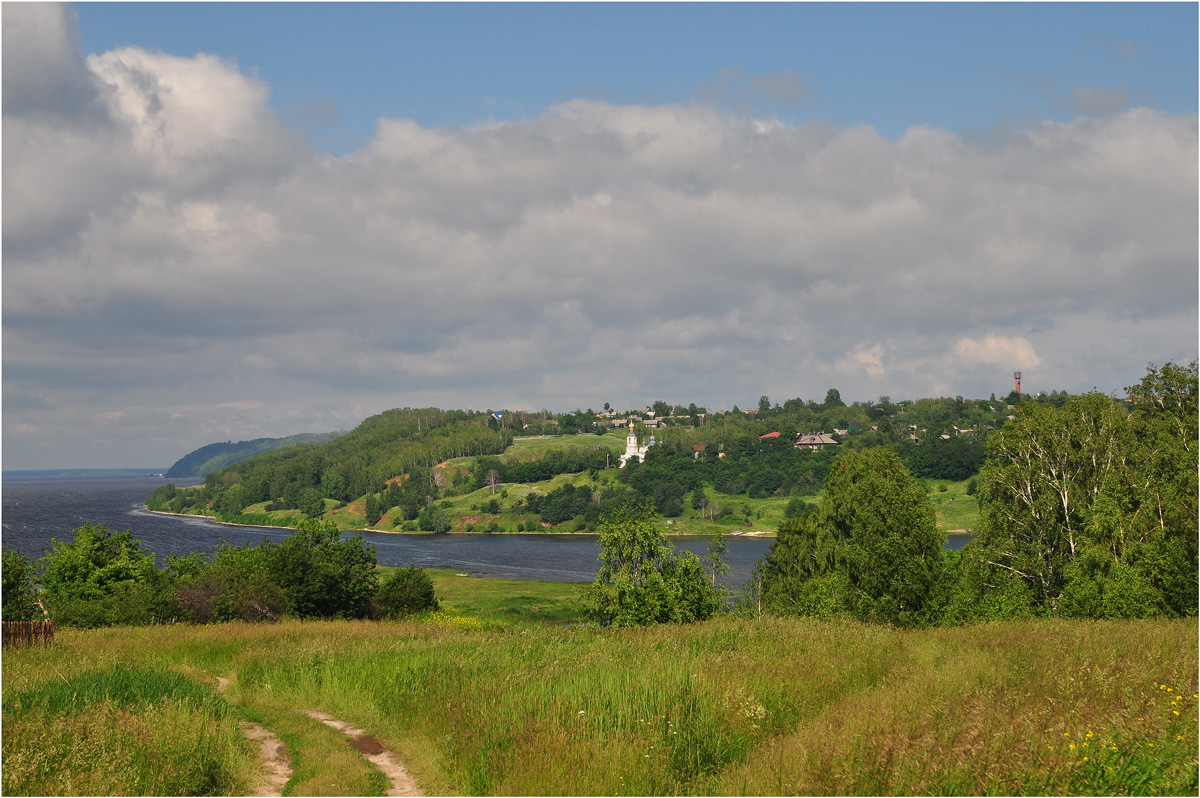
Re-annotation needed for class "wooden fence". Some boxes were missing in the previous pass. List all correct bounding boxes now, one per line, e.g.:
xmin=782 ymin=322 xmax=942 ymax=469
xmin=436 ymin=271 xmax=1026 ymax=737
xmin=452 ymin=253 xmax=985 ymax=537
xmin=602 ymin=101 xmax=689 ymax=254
xmin=2 ymin=620 xmax=55 ymax=648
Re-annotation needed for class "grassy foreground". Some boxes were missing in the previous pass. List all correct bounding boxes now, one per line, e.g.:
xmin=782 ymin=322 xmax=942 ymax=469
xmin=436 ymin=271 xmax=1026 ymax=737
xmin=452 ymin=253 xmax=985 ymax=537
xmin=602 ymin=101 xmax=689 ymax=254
xmin=3 ymin=603 xmax=1195 ymax=796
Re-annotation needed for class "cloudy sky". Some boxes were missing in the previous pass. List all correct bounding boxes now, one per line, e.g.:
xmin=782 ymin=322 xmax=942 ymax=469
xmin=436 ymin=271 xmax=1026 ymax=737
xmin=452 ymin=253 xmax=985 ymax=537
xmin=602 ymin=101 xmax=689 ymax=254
xmin=3 ymin=3 xmax=1197 ymax=470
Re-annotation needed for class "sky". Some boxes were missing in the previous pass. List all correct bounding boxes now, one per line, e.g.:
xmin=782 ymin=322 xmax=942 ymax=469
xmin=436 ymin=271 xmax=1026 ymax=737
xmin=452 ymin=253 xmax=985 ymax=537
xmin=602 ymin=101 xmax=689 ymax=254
xmin=3 ymin=2 xmax=1197 ymax=470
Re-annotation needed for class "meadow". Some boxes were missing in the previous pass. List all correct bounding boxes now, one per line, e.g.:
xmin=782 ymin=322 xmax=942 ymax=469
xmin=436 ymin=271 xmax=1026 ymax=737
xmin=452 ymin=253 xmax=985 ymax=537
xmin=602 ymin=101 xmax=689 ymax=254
xmin=3 ymin=582 xmax=1194 ymax=796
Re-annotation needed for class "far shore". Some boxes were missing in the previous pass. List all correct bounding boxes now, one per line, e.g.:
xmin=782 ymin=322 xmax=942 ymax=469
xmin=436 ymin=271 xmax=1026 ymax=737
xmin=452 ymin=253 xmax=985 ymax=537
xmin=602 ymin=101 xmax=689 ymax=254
xmin=143 ymin=507 xmax=774 ymax=536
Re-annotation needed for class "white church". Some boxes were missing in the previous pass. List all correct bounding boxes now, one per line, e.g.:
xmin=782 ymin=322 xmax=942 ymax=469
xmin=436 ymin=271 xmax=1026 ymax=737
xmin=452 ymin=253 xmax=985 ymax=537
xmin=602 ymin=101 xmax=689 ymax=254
xmin=618 ymin=419 xmax=654 ymax=467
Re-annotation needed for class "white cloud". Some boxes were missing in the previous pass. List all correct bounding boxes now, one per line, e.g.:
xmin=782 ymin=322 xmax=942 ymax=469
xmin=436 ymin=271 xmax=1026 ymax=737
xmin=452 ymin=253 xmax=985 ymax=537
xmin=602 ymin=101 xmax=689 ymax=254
xmin=3 ymin=3 xmax=1196 ymax=467
xmin=953 ymin=336 xmax=1043 ymax=368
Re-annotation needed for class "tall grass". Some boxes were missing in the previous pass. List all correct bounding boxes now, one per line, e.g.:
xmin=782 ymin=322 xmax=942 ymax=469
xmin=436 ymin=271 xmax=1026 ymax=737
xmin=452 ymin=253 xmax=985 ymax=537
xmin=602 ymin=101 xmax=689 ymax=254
xmin=3 ymin=616 xmax=1195 ymax=795
xmin=2 ymin=663 xmax=256 ymax=796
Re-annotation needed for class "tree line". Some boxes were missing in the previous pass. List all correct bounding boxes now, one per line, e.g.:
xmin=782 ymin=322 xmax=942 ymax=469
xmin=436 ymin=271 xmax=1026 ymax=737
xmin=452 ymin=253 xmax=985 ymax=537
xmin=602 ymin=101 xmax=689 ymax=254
xmin=754 ymin=362 xmax=1197 ymax=624
xmin=1 ymin=519 xmax=438 ymax=627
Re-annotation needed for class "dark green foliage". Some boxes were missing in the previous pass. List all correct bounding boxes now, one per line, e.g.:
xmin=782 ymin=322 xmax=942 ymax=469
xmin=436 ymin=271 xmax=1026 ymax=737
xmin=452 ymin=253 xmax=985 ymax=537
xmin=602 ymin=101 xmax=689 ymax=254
xmin=37 ymin=523 xmax=177 ymax=627
xmin=896 ymin=434 xmax=987 ymax=481
xmin=364 ymin=493 xmax=382 ymax=525
xmin=2 ymin=547 xmax=40 ymax=622
xmin=527 ymin=483 xmax=632 ymax=526
xmin=165 ymin=432 xmax=346 ymax=478
xmin=782 ymin=497 xmax=816 ymax=519
xmin=963 ymin=363 xmax=1198 ymax=620
xmin=268 ymin=518 xmax=378 ymax=619
xmin=581 ymin=500 xmax=722 ymax=626
xmin=418 ymin=504 xmax=452 ymax=533
xmin=760 ymin=449 xmax=945 ymax=626
xmin=375 ymin=566 xmax=439 ymax=618
xmin=174 ymin=542 xmax=288 ymax=623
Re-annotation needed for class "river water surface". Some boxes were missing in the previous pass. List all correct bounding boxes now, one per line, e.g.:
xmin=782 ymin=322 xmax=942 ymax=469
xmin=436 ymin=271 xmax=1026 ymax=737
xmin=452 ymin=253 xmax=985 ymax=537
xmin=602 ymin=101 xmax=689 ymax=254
xmin=1 ymin=472 xmax=774 ymax=586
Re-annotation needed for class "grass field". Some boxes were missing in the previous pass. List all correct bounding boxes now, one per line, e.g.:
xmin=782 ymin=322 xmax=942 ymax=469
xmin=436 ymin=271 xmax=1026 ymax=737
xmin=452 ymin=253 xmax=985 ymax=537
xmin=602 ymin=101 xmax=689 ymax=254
xmin=416 ymin=567 xmax=585 ymax=625
xmin=3 ymin=594 xmax=1195 ymax=796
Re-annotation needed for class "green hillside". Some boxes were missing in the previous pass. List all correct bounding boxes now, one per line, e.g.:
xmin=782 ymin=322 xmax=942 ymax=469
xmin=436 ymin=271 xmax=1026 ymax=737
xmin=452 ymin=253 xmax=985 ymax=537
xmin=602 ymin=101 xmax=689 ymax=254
xmin=165 ymin=431 xmax=347 ymax=478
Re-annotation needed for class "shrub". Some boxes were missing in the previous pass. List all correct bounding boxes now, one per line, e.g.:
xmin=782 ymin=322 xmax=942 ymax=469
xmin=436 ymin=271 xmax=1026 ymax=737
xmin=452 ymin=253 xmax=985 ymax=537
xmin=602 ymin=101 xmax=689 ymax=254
xmin=38 ymin=523 xmax=177 ymax=627
xmin=2 ymin=548 xmax=40 ymax=622
xmin=375 ymin=567 xmax=438 ymax=618
xmin=581 ymin=500 xmax=722 ymax=627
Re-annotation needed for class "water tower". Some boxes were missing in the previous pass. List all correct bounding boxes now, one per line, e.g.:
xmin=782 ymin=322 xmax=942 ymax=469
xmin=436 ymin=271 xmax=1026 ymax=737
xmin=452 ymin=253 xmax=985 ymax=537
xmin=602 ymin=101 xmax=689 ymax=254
xmin=1014 ymin=371 xmax=1022 ymax=395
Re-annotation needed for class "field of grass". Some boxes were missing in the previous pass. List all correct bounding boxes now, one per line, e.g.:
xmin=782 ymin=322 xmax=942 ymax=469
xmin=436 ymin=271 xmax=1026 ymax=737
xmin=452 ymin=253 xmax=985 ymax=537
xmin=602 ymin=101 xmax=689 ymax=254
xmin=3 ymin=598 xmax=1195 ymax=796
xmin=411 ymin=567 xmax=585 ymax=625
xmin=925 ymin=478 xmax=981 ymax=531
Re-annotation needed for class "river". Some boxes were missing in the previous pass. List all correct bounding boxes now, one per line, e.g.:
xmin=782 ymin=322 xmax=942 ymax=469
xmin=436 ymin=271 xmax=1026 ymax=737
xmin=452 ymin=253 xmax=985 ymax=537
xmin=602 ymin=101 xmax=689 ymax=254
xmin=0 ymin=471 xmax=775 ymax=586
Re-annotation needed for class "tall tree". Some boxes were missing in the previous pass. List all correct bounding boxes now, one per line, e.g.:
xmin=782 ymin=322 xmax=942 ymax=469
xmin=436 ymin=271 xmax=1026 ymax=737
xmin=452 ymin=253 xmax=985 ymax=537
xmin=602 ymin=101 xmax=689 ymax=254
xmin=964 ymin=364 xmax=1197 ymax=619
xmin=760 ymin=448 xmax=944 ymax=626
xmin=581 ymin=500 xmax=720 ymax=626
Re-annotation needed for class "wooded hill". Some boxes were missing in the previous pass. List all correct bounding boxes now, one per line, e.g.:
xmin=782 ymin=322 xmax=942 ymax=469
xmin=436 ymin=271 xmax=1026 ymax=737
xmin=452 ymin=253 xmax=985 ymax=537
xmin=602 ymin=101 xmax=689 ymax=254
xmin=147 ymin=393 xmax=1001 ymax=529
xmin=150 ymin=408 xmax=513 ymax=518
xmin=165 ymin=432 xmax=347 ymax=478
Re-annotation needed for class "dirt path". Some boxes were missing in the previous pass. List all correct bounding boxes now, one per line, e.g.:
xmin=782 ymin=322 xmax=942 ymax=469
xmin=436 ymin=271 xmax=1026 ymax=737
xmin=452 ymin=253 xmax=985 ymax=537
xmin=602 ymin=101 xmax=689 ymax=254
xmin=216 ymin=677 xmax=292 ymax=797
xmin=305 ymin=710 xmax=424 ymax=797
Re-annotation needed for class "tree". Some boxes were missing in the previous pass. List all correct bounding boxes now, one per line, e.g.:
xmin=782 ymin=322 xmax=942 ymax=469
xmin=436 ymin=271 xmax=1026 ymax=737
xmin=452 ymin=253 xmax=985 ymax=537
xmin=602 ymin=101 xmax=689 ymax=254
xmin=759 ymin=449 xmax=945 ymax=626
xmin=268 ymin=518 xmax=378 ymax=619
xmin=965 ymin=365 xmax=1198 ymax=619
xmin=823 ymin=388 xmax=845 ymax=409
xmin=375 ymin=566 xmax=439 ymax=618
xmin=418 ymin=504 xmax=452 ymax=533
xmin=364 ymin=493 xmax=382 ymax=526
xmin=704 ymin=531 xmax=729 ymax=587
xmin=758 ymin=395 xmax=771 ymax=414
xmin=300 ymin=487 xmax=325 ymax=518
xmin=580 ymin=500 xmax=721 ymax=626
xmin=174 ymin=542 xmax=288 ymax=623
xmin=2 ymin=547 xmax=40 ymax=622
xmin=38 ymin=523 xmax=175 ymax=627
xmin=485 ymin=469 xmax=502 ymax=494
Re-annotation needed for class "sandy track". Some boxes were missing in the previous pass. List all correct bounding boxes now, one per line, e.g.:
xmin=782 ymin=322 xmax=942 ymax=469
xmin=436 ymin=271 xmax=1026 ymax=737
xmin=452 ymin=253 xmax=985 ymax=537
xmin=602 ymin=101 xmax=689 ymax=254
xmin=305 ymin=710 xmax=424 ymax=797
xmin=215 ymin=677 xmax=292 ymax=797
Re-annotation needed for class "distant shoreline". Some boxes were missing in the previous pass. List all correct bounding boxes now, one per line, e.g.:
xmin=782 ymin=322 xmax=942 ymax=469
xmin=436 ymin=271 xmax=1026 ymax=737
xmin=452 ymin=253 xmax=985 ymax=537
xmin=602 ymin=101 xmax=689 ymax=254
xmin=143 ymin=508 xmax=777 ymax=537
xmin=4 ymin=468 xmax=169 ymax=479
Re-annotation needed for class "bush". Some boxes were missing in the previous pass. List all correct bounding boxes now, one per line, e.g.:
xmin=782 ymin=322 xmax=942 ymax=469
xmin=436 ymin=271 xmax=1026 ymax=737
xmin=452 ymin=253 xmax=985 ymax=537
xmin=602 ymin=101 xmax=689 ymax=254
xmin=581 ymin=500 xmax=722 ymax=627
xmin=2 ymin=548 xmax=40 ymax=622
xmin=375 ymin=567 xmax=438 ymax=618
xmin=268 ymin=519 xmax=378 ymax=619
xmin=38 ymin=523 xmax=177 ymax=627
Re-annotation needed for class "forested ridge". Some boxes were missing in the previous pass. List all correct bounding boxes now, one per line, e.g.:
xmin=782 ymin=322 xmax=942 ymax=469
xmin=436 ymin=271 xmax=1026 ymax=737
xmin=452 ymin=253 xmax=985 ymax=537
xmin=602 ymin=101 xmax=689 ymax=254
xmin=147 ymin=388 xmax=1014 ymax=528
xmin=150 ymin=408 xmax=514 ymax=521
xmin=164 ymin=431 xmax=347 ymax=478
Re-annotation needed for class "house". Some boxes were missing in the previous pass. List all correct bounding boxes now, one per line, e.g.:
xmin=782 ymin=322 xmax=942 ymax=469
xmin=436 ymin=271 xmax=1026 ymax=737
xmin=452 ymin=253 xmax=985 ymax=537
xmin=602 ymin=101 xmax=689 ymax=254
xmin=758 ymin=431 xmax=781 ymax=439
xmin=692 ymin=444 xmax=707 ymax=460
xmin=795 ymin=432 xmax=839 ymax=450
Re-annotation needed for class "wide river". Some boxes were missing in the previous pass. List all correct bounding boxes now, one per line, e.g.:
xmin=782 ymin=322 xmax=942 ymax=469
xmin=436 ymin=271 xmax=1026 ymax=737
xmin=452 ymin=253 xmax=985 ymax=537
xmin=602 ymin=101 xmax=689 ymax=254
xmin=1 ymin=472 xmax=776 ymax=587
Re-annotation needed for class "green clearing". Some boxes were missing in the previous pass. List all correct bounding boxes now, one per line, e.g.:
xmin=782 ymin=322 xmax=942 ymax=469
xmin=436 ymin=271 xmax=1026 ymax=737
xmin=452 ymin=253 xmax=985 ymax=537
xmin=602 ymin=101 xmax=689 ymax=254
xmin=924 ymin=478 xmax=981 ymax=531
xmin=399 ymin=567 xmax=585 ymax=625
xmin=4 ymin=611 xmax=1195 ymax=796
